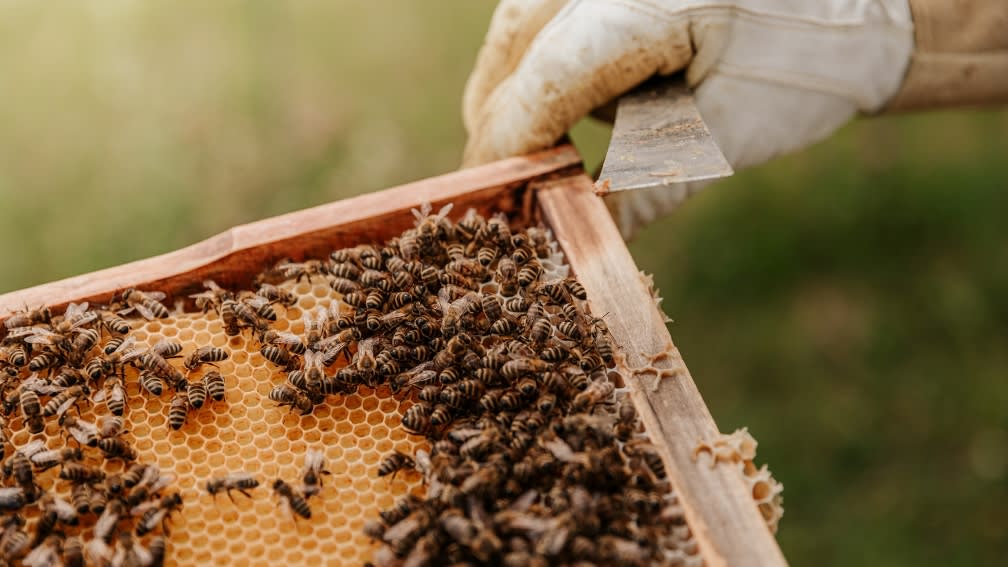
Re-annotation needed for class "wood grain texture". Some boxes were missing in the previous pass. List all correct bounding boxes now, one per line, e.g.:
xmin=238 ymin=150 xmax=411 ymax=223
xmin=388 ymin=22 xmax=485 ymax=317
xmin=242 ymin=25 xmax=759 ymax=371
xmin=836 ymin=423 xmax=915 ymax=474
xmin=0 ymin=145 xmax=581 ymax=318
xmin=535 ymin=174 xmax=788 ymax=567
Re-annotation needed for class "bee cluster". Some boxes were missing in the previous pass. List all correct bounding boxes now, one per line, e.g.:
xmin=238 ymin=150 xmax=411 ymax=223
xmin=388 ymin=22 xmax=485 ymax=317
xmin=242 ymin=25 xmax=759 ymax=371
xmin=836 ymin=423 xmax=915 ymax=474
xmin=0 ymin=293 xmax=201 ymax=566
xmin=0 ymin=202 xmax=703 ymax=566
xmin=218 ymin=204 xmax=701 ymax=567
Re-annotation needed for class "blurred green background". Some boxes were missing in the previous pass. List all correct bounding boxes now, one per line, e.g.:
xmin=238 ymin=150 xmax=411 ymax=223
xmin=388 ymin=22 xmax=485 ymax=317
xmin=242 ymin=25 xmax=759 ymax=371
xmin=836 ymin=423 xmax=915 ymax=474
xmin=1 ymin=2 xmax=1005 ymax=565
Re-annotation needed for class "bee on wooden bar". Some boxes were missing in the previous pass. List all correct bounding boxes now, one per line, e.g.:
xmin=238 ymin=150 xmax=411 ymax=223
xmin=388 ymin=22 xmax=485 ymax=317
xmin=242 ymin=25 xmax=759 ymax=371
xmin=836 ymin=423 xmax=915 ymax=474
xmin=206 ymin=473 xmax=260 ymax=502
xmin=256 ymin=283 xmax=297 ymax=306
xmin=3 ymin=306 xmax=51 ymax=330
xmin=276 ymin=259 xmax=327 ymax=283
xmin=119 ymin=288 xmax=170 ymax=320
xmin=190 ymin=279 xmax=233 ymax=313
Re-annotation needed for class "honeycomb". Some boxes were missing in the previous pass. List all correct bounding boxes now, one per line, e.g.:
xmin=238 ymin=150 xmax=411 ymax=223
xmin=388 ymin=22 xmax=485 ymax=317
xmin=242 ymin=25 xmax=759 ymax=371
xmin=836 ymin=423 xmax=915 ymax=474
xmin=693 ymin=428 xmax=784 ymax=533
xmin=2 ymin=279 xmax=428 ymax=567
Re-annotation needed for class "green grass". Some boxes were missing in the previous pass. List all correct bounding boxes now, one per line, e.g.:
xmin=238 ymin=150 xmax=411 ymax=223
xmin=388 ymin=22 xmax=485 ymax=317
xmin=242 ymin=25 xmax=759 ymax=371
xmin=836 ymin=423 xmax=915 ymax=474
xmin=2 ymin=3 xmax=1006 ymax=565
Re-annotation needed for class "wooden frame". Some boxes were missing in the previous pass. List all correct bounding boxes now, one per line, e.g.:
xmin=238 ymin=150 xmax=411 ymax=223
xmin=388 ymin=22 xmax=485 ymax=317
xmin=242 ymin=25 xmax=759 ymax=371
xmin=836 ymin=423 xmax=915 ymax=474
xmin=0 ymin=144 xmax=786 ymax=567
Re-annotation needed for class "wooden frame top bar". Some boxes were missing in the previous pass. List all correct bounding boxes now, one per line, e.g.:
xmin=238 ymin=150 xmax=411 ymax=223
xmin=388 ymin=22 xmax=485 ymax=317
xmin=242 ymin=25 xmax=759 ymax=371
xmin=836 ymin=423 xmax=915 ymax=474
xmin=0 ymin=145 xmax=580 ymax=317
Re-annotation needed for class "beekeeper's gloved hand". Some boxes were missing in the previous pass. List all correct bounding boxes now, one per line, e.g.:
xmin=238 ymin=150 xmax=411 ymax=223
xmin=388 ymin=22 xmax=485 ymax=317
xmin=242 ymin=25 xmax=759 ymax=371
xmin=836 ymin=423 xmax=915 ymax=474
xmin=462 ymin=0 xmax=916 ymax=238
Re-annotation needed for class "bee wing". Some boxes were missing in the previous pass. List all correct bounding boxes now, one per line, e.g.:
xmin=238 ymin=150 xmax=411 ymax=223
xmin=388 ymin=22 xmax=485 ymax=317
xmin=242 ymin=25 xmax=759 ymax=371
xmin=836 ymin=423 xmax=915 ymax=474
xmin=410 ymin=202 xmax=432 ymax=223
xmin=435 ymin=202 xmax=454 ymax=221
xmin=380 ymin=311 xmax=408 ymax=327
xmin=133 ymin=303 xmax=157 ymax=321
xmin=144 ymin=291 xmax=167 ymax=301
xmin=15 ymin=438 xmax=46 ymax=457
xmin=53 ymin=396 xmax=79 ymax=419
xmin=272 ymin=332 xmax=303 ymax=348
xmin=65 ymin=302 xmax=89 ymax=318
xmin=129 ymin=500 xmax=159 ymax=517
xmin=24 ymin=329 xmax=58 ymax=344
xmin=91 ymin=389 xmax=106 ymax=403
xmin=303 ymin=449 xmax=325 ymax=472
xmin=69 ymin=311 xmax=99 ymax=329
xmin=151 ymin=340 xmax=176 ymax=356
xmin=203 ymin=279 xmax=222 ymax=292
xmin=406 ymin=370 xmax=437 ymax=387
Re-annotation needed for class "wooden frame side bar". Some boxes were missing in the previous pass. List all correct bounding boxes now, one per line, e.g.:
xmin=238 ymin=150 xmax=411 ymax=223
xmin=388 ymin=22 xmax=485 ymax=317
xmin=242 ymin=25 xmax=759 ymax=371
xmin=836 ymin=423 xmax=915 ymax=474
xmin=536 ymin=174 xmax=787 ymax=567
xmin=0 ymin=145 xmax=580 ymax=317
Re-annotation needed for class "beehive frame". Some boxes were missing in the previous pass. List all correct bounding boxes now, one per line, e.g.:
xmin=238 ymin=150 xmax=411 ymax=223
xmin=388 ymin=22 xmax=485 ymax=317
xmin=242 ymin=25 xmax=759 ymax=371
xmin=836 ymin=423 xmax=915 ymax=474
xmin=0 ymin=144 xmax=787 ymax=567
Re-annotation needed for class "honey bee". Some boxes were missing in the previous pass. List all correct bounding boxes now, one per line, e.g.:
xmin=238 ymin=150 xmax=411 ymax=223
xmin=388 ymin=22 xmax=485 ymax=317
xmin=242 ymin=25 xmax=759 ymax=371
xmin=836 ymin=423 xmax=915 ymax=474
xmin=501 ymin=358 xmax=550 ymax=380
xmin=571 ymin=379 xmax=616 ymax=412
xmin=256 ymin=283 xmax=297 ymax=306
xmin=615 ymin=400 xmax=637 ymax=442
xmin=96 ymin=436 xmax=136 ymax=461
xmin=243 ymin=295 xmax=278 ymax=322
xmin=204 ymin=370 xmax=226 ymax=402
xmin=63 ymin=535 xmax=84 ymax=567
xmin=476 ymin=246 xmax=498 ymax=267
xmin=260 ymin=329 xmax=307 ymax=355
xmin=529 ymin=318 xmax=552 ymax=344
xmin=29 ymin=447 xmax=83 ymax=473
xmin=556 ymin=321 xmax=583 ymax=340
xmin=134 ymin=492 xmax=183 ymax=536
xmin=168 ymin=390 xmax=189 ymax=430
xmin=18 ymin=389 xmax=44 ymax=434
xmin=330 ymin=276 xmax=361 ymax=294
xmin=148 ymin=536 xmax=167 ymax=567
xmin=516 ymin=262 xmax=543 ymax=288
xmin=26 ymin=351 xmax=59 ymax=373
xmin=0 ymin=486 xmax=26 ymax=511
xmin=102 ymin=374 xmax=127 ymax=416
xmin=1 ymin=344 xmax=27 ymax=368
xmin=59 ymin=463 xmax=105 ymax=484
xmin=100 ymin=311 xmax=132 ymax=335
xmin=183 ymin=346 xmax=229 ymax=372
xmin=139 ymin=371 xmax=164 ymax=396
xmin=273 ymin=478 xmax=311 ymax=519
xmin=401 ymin=403 xmax=431 ymax=434
xmin=187 ymin=378 xmax=207 ymax=409
xmin=301 ymin=449 xmax=331 ymax=499
xmin=139 ymin=350 xmax=184 ymax=389
xmin=60 ymin=415 xmax=98 ymax=447
xmin=328 ymin=261 xmax=362 ymax=281
xmin=70 ymin=327 xmax=101 ymax=356
xmin=42 ymin=384 xmax=89 ymax=417
xmin=206 ymin=473 xmax=260 ymax=502
xmin=377 ymin=451 xmax=415 ymax=480
xmin=276 ymin=259 xmax=327 ymax=283
xmin=430 ymin=404 xmax=452 ymax=427
xmin=480 ymin=294 xmax=503 ymax=322
xmin=120 ymin=288 xmax=170 ymax=320
xmin=190 ymin=279 xmax=232 ymax=313
xmin=3 ymin=305 xmax=51 ymax=330
xmin=98 ymin=415 xmax=126 ymax=438
xmin=269 ymin=384 xmax=315 ymax=414
xmin=259 ymin=346 xmax=300 ymax=373
xmin=489 ymin=318 xmax=518 ymax=335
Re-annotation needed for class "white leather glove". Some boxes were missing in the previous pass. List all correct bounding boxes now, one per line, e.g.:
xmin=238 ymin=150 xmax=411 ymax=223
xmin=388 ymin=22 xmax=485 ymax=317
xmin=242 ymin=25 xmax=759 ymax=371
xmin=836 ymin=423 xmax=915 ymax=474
xmin=463 ymin=0 xmax=915 ymax=238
